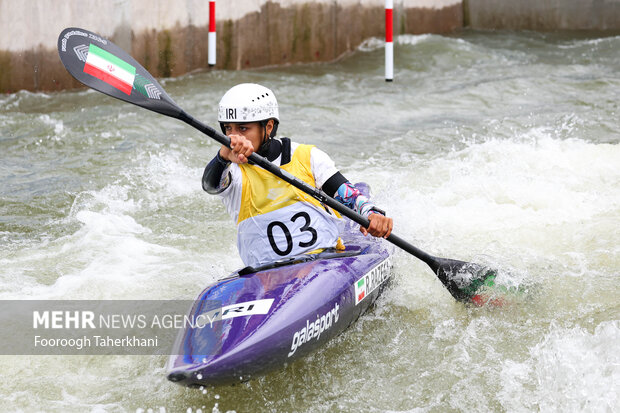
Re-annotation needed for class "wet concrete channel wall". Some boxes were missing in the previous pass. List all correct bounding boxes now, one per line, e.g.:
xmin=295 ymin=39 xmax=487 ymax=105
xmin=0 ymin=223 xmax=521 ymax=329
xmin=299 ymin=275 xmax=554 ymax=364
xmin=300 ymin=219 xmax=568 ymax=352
xmin=464 ymin=0 xmax=620 ymax=31
xmin=0 ymin=0 xmax=462 ymax=93
xmin=1 ymin=0 xmax=619 ymax=93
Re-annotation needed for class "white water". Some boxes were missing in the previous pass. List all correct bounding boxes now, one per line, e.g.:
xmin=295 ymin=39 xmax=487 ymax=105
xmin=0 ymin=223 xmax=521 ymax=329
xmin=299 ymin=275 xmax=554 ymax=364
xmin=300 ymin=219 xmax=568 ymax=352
xmin=0 ymin=32 xmax=619 ymax=412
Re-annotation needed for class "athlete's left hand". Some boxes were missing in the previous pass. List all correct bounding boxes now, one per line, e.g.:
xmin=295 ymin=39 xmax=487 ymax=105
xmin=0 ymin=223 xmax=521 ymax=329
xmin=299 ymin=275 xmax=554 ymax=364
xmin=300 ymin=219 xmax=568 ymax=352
xmin=361 ymin=213 xmax=393 ymax=239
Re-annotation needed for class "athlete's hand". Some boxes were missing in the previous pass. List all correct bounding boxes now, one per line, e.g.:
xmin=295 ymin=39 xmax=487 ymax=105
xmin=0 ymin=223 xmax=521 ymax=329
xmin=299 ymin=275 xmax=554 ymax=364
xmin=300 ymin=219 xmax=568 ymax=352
xmin=220 ymin=134 xmax=255 ymax=164
xmin=361 ymin=213 xmax=393 ymax=239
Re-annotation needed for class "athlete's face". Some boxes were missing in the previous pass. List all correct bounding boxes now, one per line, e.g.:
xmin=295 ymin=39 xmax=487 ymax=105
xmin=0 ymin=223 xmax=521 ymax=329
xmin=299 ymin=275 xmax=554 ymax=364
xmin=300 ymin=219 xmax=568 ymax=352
xmin=222 ymin=120 xmax=274 ymax=150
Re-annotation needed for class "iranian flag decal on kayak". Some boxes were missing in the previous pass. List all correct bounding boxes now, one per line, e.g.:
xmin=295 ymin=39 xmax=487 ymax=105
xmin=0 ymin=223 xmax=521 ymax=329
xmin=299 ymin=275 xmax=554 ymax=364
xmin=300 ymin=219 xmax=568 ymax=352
xmin=83 ymin=44 xmax=136 ymax=95
xmin=356 ymin=278 xmax=366 ymax=303
xmin=354 ymin=257 xmax=392 ymax=305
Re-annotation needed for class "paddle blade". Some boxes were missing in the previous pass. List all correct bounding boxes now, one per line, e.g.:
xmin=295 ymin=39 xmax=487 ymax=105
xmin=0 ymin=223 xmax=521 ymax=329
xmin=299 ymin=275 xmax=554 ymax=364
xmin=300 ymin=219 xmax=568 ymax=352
xmin=58 ymin=27 xmax=182 ymax=118
xmin=431 ymin=257 xmax=497 ymax=303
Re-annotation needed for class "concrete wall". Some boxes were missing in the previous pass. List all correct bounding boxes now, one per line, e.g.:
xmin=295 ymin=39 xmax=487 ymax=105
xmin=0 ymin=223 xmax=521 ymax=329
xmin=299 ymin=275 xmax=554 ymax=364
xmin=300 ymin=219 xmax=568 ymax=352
xmin=464 ymin=0 xmax=620 ymax=30
xmin=2 ymin=0 xmax=619 ymax=93
xmin=0 ymin=0 xmax=462 ymax=93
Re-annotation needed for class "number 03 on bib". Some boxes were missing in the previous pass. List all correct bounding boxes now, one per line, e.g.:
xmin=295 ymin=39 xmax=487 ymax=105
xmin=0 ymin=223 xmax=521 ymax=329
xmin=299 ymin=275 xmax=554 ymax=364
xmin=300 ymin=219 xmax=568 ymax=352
xmin=235 ymin=144 xmax=342 ymax=267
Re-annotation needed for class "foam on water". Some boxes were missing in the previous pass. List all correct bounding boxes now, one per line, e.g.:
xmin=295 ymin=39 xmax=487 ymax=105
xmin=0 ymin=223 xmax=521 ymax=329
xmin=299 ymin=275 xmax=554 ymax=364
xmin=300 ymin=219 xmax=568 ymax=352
xmin=38 ymin=114 xmax=65 ymax=138
xmin=499 ymin=320 xmax=620 ymax=412
xmin=0 ymin=31 xmax=618 ymax=412
xmin=0 ymin=145 xmax=237 ymax=301
xmin=358 ymin=34 xmax=434 ymax=52
xmin=412 ymin=134 xmax=618 ymax=234
xmin=352 ymin=128 xmax=619 ymax=297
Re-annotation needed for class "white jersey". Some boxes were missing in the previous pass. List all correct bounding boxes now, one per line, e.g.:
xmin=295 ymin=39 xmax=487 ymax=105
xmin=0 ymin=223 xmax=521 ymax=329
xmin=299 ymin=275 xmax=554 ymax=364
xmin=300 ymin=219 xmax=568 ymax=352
xmin=216 ymin=140 xmax=342 ymax=267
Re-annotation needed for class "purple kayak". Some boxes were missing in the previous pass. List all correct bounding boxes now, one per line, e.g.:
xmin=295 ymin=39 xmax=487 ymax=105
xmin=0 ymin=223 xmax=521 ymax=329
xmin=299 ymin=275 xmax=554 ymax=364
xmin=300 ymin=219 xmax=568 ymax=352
xmin=167 ymin=184 xmax=394 ymax=387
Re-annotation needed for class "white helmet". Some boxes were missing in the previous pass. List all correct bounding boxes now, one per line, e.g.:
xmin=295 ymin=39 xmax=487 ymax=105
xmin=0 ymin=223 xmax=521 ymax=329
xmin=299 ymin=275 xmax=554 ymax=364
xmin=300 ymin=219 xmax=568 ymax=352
xmin=218 ymin=83 xmax=279 ymax=124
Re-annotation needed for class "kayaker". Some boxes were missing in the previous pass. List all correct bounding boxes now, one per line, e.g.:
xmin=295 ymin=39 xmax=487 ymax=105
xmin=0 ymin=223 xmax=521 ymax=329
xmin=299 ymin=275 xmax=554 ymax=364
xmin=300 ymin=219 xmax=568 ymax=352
xmin=202 ymin=83 xmax=393 ymax=267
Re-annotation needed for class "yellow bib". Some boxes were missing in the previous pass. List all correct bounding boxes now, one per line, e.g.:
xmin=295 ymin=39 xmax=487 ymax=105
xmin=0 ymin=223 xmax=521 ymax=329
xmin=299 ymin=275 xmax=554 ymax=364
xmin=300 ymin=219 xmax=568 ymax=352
xmin=234 ymin=144 xmax=342 ymax=266
xmin=238 ymin=144 xmax=332 ymax=223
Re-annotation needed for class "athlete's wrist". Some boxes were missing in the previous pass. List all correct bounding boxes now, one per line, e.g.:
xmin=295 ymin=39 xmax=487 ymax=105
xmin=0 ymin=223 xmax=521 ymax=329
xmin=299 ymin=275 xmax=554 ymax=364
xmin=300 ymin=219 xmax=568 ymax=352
xmin=368 ymin=206 xmax=386 ymax=217
xmin=217 ymin=149 xmax=232 ymax=165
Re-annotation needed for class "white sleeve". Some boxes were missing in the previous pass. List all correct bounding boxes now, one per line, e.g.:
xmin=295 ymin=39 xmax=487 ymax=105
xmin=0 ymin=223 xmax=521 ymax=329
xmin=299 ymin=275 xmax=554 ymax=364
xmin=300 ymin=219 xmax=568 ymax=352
xmin=218 ymin=164 xmax=243 ymax=223
xmin=310 ymin=146 xmax=340 ymax=190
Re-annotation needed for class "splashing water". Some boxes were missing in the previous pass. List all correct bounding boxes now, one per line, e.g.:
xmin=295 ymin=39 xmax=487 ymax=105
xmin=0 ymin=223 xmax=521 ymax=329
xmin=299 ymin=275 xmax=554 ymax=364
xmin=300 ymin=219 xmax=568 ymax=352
xmin=0 ymin=31 xmax=619 ymax=412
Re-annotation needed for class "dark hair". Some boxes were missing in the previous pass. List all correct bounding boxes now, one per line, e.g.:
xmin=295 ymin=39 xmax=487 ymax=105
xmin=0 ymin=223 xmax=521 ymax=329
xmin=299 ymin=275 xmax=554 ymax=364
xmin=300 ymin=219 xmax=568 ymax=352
xmin=261 ymin=119 xmax=279 ymax=138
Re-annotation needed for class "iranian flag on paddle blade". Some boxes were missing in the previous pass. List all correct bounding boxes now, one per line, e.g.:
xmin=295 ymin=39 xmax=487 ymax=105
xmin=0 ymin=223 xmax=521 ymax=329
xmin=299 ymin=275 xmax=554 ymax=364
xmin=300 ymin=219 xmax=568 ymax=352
xmin=83 ymin=44 xmax=136 ymax=95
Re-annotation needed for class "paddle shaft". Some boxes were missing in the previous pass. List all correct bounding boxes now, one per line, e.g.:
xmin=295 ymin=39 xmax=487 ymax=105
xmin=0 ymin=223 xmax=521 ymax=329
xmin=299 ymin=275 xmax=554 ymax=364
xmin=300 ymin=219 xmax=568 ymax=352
xmin=179 ymin=111 xmax=438 ymax=268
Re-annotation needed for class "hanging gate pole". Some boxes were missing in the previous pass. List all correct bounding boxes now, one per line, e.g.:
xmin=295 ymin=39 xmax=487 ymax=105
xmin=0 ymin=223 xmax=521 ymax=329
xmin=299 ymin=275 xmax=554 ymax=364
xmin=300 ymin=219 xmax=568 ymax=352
xmin=208 ymin=0 xmax=216 ymax=67
xmin=385 ymin=0 xmax=394 ymax=81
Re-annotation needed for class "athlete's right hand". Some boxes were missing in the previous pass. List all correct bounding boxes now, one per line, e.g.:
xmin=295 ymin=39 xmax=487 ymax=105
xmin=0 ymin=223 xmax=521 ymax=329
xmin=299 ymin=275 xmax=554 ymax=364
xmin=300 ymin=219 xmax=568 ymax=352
xmin=220 ymin=134 xmax=255 ymax=164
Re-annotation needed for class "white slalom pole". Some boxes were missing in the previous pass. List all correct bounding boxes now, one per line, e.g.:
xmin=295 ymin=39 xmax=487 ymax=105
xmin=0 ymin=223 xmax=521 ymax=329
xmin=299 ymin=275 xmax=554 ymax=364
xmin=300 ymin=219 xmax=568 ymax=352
xmin=208 ymin=0 xmax=216 ymax=67
xmin=385 ymin=0 xmax=394 ymax=81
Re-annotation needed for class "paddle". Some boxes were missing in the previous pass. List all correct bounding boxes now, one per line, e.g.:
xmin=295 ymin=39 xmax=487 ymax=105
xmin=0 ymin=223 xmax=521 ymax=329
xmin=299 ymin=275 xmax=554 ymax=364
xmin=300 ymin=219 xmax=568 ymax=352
xmin=57 ymin=27 xmax=496 ymax=303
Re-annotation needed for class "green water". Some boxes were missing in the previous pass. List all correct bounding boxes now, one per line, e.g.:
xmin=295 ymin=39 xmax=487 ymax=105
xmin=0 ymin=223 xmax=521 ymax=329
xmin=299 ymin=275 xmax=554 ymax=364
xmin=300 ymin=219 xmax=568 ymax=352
xmin=1 ymin=31 xmax=619 ymax=412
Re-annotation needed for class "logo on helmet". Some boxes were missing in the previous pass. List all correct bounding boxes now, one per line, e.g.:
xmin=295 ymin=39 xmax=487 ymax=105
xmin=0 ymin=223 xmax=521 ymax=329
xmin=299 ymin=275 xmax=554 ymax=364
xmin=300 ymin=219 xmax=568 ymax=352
xmin=225 ymin=108 xmax=237 ymax=120
xmin=218 ymin=83 xmax=279 ymax=123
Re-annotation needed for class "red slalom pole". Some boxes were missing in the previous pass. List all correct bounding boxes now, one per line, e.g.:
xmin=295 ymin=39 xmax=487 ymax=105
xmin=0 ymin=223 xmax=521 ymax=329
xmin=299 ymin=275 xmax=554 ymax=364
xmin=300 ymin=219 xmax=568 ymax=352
xmin=208 ymin=0 xmax=216 ymax=67
xmin=385 ymin=0 xmax=393 ymax=81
